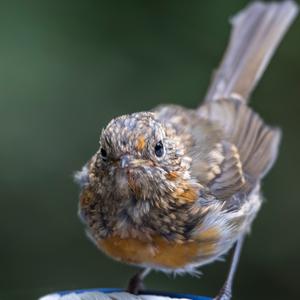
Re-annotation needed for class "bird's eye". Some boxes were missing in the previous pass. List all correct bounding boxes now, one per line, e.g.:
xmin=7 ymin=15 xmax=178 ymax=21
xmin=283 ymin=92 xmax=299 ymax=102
xmin=100 ymin=148 xmax=108 ymax=160
xmin=154 ymin=141 xmax=164 ymax=157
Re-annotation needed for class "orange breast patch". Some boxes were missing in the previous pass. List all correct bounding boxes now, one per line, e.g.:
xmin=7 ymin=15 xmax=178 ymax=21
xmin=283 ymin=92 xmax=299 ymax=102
xmin=98 ymin=228 xmax=219 ymax=269
xmin=171 ymin=186 xmax=199 ymax=203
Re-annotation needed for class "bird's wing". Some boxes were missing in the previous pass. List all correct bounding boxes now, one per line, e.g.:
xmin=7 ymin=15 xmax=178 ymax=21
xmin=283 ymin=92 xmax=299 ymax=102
xmin=192 ymin=99 xmax=281 ymax=200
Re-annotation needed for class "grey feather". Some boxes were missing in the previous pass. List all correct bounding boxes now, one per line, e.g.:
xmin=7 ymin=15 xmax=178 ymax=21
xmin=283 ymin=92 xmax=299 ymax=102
xmin=203 ymin=1 xmax=298 ymax=103
xmin=198 ymin=99 xmax=281 ymax=197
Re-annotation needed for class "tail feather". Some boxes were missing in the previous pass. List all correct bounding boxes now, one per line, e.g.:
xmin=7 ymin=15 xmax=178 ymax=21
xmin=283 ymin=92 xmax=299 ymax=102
xmin=203 ymin=1 xmax=298 ymax=104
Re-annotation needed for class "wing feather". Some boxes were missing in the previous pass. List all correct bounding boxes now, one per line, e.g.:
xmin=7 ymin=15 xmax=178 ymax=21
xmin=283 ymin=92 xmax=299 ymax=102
xmin=196 ymin=99 xmax=281 ymax=200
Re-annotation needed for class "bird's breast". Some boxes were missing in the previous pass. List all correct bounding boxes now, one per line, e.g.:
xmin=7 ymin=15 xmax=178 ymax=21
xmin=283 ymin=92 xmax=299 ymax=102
xmin=98 ymin=227 xmax=220 ymax=270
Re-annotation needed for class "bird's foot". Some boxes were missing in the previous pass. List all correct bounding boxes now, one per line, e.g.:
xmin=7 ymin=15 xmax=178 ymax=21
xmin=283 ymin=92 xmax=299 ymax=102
xmin=126 ymin=273 xmax=145 ymax=295
xmin=214 ymin=290 xmax=231 ymax=300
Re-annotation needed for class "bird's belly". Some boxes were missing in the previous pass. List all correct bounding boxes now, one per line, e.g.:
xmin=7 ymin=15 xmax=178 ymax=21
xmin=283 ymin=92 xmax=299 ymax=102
xmin=98 ymin=227 xmax=221 ymax=269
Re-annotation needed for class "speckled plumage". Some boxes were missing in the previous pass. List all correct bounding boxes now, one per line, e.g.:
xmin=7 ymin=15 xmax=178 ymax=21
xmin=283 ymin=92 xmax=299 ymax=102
xmin=74 ymin=2 xmax=298 ymax=298
xmin=76 ymin=99 xmax=279 ymax=272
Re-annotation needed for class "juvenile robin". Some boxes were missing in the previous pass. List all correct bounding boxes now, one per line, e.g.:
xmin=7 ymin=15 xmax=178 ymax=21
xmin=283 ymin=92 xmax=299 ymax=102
xmin=75 ymin=2 xmax=298 ymax=299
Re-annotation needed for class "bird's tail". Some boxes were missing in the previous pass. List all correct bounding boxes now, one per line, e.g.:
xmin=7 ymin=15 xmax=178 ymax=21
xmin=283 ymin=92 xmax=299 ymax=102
xmin=203 ymin=1 xmax=298 ymax=104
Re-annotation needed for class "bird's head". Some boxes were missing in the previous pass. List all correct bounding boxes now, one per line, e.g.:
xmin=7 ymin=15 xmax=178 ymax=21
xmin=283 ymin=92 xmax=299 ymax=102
xmin=77 ymin=111 xmax=203 ymax=238
xmin=94 ymin=112 xmax=192 ymax=202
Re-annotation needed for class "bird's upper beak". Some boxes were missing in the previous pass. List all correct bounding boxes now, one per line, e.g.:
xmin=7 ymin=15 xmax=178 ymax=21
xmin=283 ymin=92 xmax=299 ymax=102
xmin=120 ymin=155 xmax=151 ymax=168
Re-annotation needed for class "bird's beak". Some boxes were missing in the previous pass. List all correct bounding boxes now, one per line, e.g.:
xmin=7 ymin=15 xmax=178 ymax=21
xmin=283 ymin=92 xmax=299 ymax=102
xmin=120 ymin=155 xmax=146 ymax=168
xmin=120 ymin=155 xmax=131 ymax=168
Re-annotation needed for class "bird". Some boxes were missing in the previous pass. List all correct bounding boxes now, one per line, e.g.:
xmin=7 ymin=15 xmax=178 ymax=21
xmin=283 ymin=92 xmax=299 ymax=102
xmin=75 ymin=2 xmax=298 ymax=299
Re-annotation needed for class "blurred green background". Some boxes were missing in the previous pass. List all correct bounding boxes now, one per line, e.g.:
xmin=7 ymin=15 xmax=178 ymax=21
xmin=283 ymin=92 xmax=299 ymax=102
xmin=1 ymin=0 xmax=300 ymax=299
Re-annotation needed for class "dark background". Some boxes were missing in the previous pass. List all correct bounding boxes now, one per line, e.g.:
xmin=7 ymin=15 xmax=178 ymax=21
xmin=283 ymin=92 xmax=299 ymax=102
xmin=1 ymin=0 xmax=300 ymax=299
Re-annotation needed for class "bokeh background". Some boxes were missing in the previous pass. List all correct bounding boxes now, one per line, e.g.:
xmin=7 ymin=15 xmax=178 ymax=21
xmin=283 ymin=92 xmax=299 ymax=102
xmin=1 ymin=0 xmax=300 ymax=299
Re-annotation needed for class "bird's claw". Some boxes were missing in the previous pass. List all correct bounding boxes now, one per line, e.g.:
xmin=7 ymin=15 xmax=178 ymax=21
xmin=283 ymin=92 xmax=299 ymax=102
xmin=213 ymin=287 xmax=232 ymax=300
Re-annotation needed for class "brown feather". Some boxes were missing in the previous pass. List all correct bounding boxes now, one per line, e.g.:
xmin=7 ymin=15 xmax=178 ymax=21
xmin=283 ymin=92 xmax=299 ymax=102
xmin=196 ymin=99 xmax=281 ymax=198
